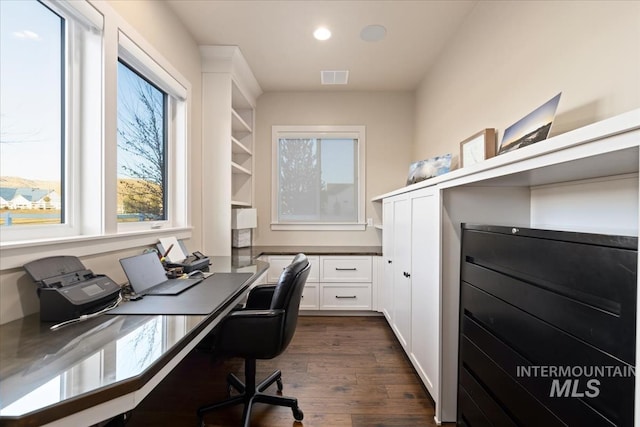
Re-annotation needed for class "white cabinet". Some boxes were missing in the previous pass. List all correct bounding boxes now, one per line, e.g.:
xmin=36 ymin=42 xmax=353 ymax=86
xmin=265 ymin=254 xmax=373 ymax=311
xmin=382 ymin=188 xmax=441 ymax=407
xmin=320 ymin=256 xmax=373 ymax=310
xmin=200 ymin=46 xmax=262 ymax=256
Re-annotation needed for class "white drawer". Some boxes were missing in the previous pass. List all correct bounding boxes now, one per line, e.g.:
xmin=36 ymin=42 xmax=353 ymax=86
xmin=300 ymin=284 xmax=319 ymax=310
xmin=266 ymin=255 xmax=319 ymax=283
xmin=320 ymin=256 xmax=372 ymax=282
xmin=320 ymin=284 xmax=372 ymax=310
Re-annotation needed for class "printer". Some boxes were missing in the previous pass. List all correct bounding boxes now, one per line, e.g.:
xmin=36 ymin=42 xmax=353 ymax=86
xmin=157 ymin=239 xmax=210 ymax=273
xmin=24 ymin=256 xmax=121 ymax=322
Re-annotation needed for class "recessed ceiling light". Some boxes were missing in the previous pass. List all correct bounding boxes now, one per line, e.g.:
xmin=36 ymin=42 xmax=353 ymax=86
xmin=313 ymin=27 xmax=332 ymax=41
xmin=360 ymin=24 xmax=386 ymax=42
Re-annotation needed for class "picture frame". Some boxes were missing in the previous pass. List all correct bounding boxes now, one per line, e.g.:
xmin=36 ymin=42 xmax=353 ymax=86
xmin=459 ymin=128 xmax=496 ymax=168
xmin=406 ymin=154 xmax=452 ymax=185
xmin=498 ymin=92 xmax=561 ymax=155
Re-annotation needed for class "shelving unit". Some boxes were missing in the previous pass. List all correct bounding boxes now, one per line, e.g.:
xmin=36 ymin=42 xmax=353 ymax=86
xmin=201 ymin=46 xmax=262 ymax=255
xmin=231 ymin=81 xmax=254 ymax=207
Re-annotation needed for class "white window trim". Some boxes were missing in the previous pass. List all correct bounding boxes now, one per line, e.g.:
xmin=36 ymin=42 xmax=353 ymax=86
xmin=271 ymin=125 xmax=366 ymax=231
xmin=0 ymin=0 xmax=193 ymax=270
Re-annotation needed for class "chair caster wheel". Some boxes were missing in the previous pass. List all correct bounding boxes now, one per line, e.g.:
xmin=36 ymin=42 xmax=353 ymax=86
xmin=276 ymin=378 xmax=283 ymax=392
xmin=293 ymin=407 xmax=304 ymax=421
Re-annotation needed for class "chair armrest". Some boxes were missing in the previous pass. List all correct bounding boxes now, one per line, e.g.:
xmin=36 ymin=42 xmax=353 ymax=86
xmin=217 ymin=309 xmax=286 ymax=358
xmin=245 ymin=284 xmax=276 ymax=309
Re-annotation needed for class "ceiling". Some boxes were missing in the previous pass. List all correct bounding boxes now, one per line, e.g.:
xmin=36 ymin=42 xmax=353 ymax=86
xmin=165 ymin=0 xmax=477 ymax=92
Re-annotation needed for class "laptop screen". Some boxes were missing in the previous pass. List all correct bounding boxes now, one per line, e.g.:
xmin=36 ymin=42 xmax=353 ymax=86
xmin=119 ymin=252 xmax=167 ymax=294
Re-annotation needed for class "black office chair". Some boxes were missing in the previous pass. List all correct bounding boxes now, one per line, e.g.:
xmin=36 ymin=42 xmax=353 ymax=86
xmin=197 ymin=253 xmax=310 ymax=427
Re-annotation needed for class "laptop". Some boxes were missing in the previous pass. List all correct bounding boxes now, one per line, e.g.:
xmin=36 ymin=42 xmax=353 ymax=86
xmin=119 ymin=252 xmax=202 ymax=296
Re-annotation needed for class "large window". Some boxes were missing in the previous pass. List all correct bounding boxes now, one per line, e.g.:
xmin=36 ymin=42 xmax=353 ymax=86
xmin=272 ymin=126 xmax=365 ymax=230
xmin=0 ymin=0 xmax=64 ymax=227
xmin=117 ymin=60 xmax=167 ymax=223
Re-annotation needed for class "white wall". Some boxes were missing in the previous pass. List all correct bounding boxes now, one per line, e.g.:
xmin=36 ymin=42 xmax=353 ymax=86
xmin=414 ymin=0 xmax=640 ymax=166
xmin=253 ymin=91 xmax=414 ymax=246
xmin=0 ymin=0 xmax=201 ymax=324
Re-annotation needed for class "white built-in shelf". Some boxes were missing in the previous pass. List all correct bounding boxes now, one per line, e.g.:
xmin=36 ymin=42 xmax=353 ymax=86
xmin=201 ymin=45 xmax=261 ymax=254
xmin=374 ymin=224 xmax=383 ymax=230
xmin=232 ymin=109 xmax=252 ymax=134
xmin=232 ymin=137 xmax=252 ymax=155
xmin=231 ymin=162 xmax=251 ymax=176
xmin=372 ymin=109 xmax=640 ymax=202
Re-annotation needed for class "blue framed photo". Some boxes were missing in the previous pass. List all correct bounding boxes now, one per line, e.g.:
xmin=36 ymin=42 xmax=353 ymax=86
xmin=406 ymin=153 xmax=452 ymax=185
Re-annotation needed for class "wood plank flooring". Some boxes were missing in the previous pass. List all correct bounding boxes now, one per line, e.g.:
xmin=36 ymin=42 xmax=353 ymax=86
xmin=125 ymin=316 xmax=441 ymax=427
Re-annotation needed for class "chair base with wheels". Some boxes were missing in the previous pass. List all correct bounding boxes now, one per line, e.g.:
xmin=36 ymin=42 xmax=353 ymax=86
xmin=196 ymin=358 xmax=303 ymax=427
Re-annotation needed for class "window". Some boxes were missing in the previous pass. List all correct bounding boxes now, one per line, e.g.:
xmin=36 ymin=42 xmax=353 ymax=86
xmin=117 ymin=60 xmax=168 ymax=223
xmin=272 ymin=126 xmax=365 ymax=230
xmin=117 ymin=31 xmax=188 ymax=232
xmin=0 ymin=0 xmax=102 ymax=244
xmin=0 ymin=0 xmax=64 ymax=227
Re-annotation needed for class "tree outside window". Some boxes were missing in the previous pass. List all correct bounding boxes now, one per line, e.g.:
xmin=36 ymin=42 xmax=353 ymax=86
xmin=117 ymin=60 xmax=167 ymax=222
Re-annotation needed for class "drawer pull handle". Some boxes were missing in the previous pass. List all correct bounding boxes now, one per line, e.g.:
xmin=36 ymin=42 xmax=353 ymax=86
xmin=335 ymin=267 xmax=357 ymax=271
xmin=335 ymin=295 xmax=357 ymax=299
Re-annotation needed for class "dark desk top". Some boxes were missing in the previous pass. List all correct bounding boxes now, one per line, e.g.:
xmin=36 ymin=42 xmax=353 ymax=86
xmin=0 ymin=258 xmax=268 ymax=427
xmin=235 ymin=245 xmax=383 ymax=258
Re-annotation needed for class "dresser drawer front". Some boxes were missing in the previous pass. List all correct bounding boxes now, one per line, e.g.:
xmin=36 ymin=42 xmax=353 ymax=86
xmin=320 ymin=256 xmax=372 ymax=282
xmin=300 ymin=284 xmax=319 ymax=310
xmin=267 ymin=255 xmax=319 ymax=283
xmin=321 ymin=284 xmax=372 ymax=309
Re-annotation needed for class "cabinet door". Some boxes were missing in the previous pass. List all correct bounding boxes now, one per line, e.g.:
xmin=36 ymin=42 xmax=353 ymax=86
xmin=392 ymin=195 xmax=412 ymax=351
xmin=381 ymin=200 xmax=394 ymax=321
xmin=409 ymin=188 xmax=441 ymax=409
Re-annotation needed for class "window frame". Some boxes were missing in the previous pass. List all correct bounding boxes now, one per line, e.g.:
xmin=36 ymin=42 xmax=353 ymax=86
xmin=271 ymin=125 xmax=366 ymax=231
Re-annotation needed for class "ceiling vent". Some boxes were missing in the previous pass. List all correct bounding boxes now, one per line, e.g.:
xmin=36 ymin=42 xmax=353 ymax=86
xmin=321 ymin=70 xmax=349 ymax=85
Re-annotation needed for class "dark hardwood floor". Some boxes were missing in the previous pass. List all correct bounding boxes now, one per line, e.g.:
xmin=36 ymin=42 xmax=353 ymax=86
xmin=125 ymin=316 xmax=440 ymax=427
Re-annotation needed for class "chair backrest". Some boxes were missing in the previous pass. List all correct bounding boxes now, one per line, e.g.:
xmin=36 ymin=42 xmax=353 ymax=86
xmin=270 ymin=253 xmax=310 ymax=350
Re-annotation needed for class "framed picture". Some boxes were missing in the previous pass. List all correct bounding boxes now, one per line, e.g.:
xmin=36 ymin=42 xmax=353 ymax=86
xmin=406 ymin=153 xmax=452 ymax=185
xmin=459 ymin=129 xmax=496 ymax=168
xmin=498 ymin=92 xmax=562 ymax=155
